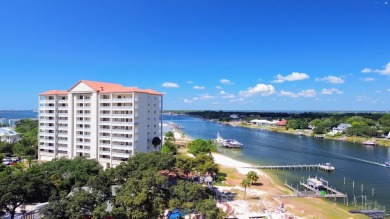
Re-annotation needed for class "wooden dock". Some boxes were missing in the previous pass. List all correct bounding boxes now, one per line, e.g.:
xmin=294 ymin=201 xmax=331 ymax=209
xmin=250 ymin=164 xmax=335 ymax=171
xmin=282 ymin=181 xmax=347 ymax=198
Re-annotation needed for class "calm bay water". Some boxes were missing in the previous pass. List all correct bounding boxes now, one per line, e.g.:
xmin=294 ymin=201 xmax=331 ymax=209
xmin=165 ymin=115 xmax=390 ymax=212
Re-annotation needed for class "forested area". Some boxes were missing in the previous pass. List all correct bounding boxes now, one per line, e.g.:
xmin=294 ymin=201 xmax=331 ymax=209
xmin=1 ymin=129 xmax=224 ymax=219
xmin=184 ymin=111 xmax=390 ymax=137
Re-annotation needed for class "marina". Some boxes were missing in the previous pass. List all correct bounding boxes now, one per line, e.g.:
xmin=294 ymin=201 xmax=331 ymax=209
xmin=164 ymin=115 xmax=390 ymax=212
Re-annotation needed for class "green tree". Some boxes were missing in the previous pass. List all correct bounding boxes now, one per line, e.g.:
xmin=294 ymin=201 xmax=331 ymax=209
xmin=0 ymin=167 xmax=53 ymax=219
xmin=169 ymin=181 xmax=209 ymax=210
xmin=313 ymin=124 xmax=326 ymax=134
xmin=379 ymin=115 xmax=390 ymax=126
xmin=188 ymin=139 xmax=215 ymax=156
xmin=309 ymin=118 xmax=322 ymax=127
xmin=240 ymin=178 xmax=251 ymax=200
xmin=246 ymin=171 xmax=259 ymax=185
xmin=195 ymin=198 xmax=224 ymax=219
xmin=161 ymin=141 xmax=177 ymax=155
xmin=115 ymin=170 xmax=169 ymax=219
xmin=0 ymin=142 xmax=13 ymax=156
xmin=164 ymin=131 xmax=175 ymax=142
xmin=193 ymin=154 xmax=218 ymax=176
xmin=41 ymin=198 xmax=69 ymax=219
xmin=175 ymin=155 xmax=194 ymax=178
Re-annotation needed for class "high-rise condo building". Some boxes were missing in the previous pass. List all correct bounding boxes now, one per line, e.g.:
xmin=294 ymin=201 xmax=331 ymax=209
xmin=38 ymin=80 xmax=163 ymax=168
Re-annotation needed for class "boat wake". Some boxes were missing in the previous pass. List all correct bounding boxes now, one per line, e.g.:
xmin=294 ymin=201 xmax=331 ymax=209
xmin=257 ymin=143 xmax=386 ymax=167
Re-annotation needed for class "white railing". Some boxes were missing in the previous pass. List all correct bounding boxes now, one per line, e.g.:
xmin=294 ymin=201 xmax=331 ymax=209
xmin=111 ymin=152 xmax=130 ymax=158
xmin=98 ymin=150 xmax=111 ymax=156
xmin=99 ymin=136 xmax=111 ymax=140
xmin=112 ymin=114 xmax=133 ymax=118
xmin=111 ymin=136 xmax=132 ymax=141
xmin=111 ymin=129 xmax=132 ymax=134
xmin=112 ymin=106 xmax=133 ymax=109
xmin=112 ymin=98 xmax=133 ymax=102
xmin=112 ymin=145 xmax=133 ymax=150
xmin=76 ymin=113 xmax=91 ymax=116
xmin=57 ymin=139 xmax=68 ymax=144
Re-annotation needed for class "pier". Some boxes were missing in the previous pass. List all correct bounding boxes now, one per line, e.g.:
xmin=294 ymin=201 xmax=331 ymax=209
xmin=281 ymin=177 xmax=348 ymax=205
xmin=250 ymin=163 xmax=335 ymax=171
xmin=282 ymin=182 xmax=347 ymax=198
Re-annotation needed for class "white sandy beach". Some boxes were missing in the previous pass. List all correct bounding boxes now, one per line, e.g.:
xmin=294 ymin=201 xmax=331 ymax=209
xmin=211 ymin=152 xmax=264 ymax=176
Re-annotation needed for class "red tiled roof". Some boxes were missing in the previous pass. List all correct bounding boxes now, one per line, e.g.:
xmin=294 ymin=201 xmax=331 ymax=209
xmin=41 ymin=80 xmax=162 ymax=96
xmin=277 ymin=120 xmax=287 ymax=126
xmin=64 ymin=80 xmax=163 ymax=95
xmin=80 ymin=80 xmax=124 ymax=92
xmin=39 ymin=90 xmax=68 ymax=96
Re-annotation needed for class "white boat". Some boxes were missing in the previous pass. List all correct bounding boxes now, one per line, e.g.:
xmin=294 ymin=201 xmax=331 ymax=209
xmin=216 ymin=132 xmax=244 ymax=148
xmin=321 ymin=163 xmax=335 ymax=171
xmin=362 ymin=139 xmax=377 ymax=146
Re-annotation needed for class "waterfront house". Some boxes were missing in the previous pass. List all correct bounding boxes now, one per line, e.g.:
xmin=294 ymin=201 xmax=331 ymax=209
xmin=0 ymin=127 xmax=21 ymax=144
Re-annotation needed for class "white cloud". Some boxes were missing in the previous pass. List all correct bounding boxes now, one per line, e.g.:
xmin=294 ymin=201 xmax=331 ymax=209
xmin=219 ymin=91 xmax=235 ymax=99
xmin=199 ymin=93 xmax=215 ymax=100
xmin=363 ymin=77 xmax=376 ymax=82
xmin=361 ymin=68 xmax=371 ymax=73
xmin=321 ymin=88 xmax=343 ymax=95
xmin=239 ymin=84 xmax=276 ymax=97
xmin=186 ymin=81 xmax=193 ymax=84
xmin=215 ymin=86 xmax=223 ymax=90
xmin=388 ymin=89 xmax=390 ymax=92
xmin=220 ymin=79 xmax=234 ymax=85
xmin=361 ymin=62 xmax=390 ymax=76
xmin=279 ymin=90 xmax=298 ymax=98
xmin=162 ymin=82 xmax=179 ymax=88
xmin=193 ymin=97 xmax=199 ymax=101
xmin=315 ymin=76 xmax=345 ymax=84
xmin=298 ymin=89 xmax=316 ymax=97
xmin=193 ymin=85 xmax=205 ymax=90
xmin=183 ymin=98 xmax=192 ymax=103
xmin=272 ymin=72 xmax=309 ymax=83
xmin=230 ymin=98 xmax=245 ymax=102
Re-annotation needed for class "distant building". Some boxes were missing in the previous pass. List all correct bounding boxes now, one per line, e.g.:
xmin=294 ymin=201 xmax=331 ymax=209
xmin=250 ymin=119 xmax=285 ymax=126
xmin=329 ymin=123 xmax=351 ymax=135
xmin=38 ymin=80 xmax=163 ymax=169
xmin=0 ymin=127 xmax=21 ymax=144
xmin=333 ymin=123 xmax=351 ymax=132
xmin=229 ymin=114 xmax=239 ymax=120
xmin=276 ymin=119 xmax=287 ymax=126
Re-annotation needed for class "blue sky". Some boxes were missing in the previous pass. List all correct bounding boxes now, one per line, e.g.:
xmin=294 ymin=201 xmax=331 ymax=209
xmin=0 ymin=0 xmax=389 ymax=111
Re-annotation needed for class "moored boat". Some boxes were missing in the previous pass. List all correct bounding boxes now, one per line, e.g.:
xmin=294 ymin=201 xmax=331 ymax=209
xmin=362 ymin=139 xmax=377 ymax=146
xmin=215 ymin=132 xmax=244 ymax=148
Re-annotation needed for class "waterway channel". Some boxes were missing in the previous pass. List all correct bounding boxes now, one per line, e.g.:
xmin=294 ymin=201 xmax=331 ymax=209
xmin=164 ymin=115 xmax=390 ymax=212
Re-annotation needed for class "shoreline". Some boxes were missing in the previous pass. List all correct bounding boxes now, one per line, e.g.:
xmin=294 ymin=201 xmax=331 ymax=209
xmin=168 ymin=124 xmax=366 ymax=219
xmin=222 ymin=120 xmax=390 ymax=147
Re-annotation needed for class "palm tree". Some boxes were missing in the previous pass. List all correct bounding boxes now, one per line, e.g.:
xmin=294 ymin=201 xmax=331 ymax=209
xmin=240 ymin=178 xmax=251 ymax=200
xmin=246 ymin=171 xmax=259 ymax=185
